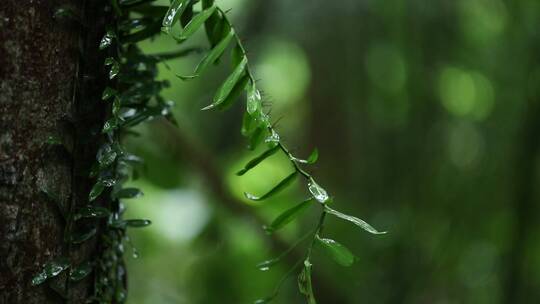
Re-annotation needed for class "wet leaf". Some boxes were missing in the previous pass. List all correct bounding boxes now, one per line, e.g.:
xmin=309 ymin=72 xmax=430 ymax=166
xmin=70 ymin=261 xmax=93 ymax=281
xmin=102 ymin=87 xmax=117 ymax=100
xmin=203 ymin=56 xmax=247 ymax=110
xmin=236 ymin=145 xmax=280 ymax=176
xmin=176 ymin=6 xmax=217 ymax=41
xmin=105 ymin=57 xmax=120 ymax=79
xmin=316 ymin=237 xmax=355 ymax=267
xmin=99 ymin=29 xmax=116 ymax=50
xmin=248 ymin=126 xmax=267 ymax=151
xmin=247 ymin=81 xmax=262 ymax=115
xmin=88 ymin=182 xmax=104 ymax=202
xmin=161 ymin=0 xmax=189 ymax=28
xmin=244 ymin=171 xmax=298 ymax=201
xmin=114 ymin=187 xmax=143 ymax=199
xmin=325 ymin=206 xmax=387 ymax=235
xmin=74 ymin=206 xmax=110 ymax=220
xmin=264 ymin=198 xmax=314 ymax=233
xmin=126 ymin=219 xmax=152 ymax=227
xmin=256 ymin=258 xmax=280 ymax=272
xmin=31 ymin=257 xmax=70 ymax=286
xmin=102 ymin=118 xmax=119 ymax=133
xmin=113 ymin=219 xmax=152 ymax=229
xmin=97 ymin=144 xmax=117 ymax=168
xmin=71 ymin=228 xmax=97 ymax=244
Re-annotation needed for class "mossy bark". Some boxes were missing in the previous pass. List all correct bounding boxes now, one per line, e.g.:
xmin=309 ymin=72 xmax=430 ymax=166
xmin=0 ymin=1 xmax=108 ymax=302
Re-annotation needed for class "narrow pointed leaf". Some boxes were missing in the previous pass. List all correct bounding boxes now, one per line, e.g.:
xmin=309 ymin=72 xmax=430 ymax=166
xmin=71 ymin=228 xmax=97 ymax=244
xmin=236 ymin=145 xmax=280 ymax=176
xmin=306 ymin=148 xmax=319 ymax=164
xmin=102 ymin=87 xmax=117 ymax=100
xmin=204 ymin=56 xmax=247 ymax=110
xmin=74 ymin=206 xmax=110 ymax=220
xmin=88 ymin=182 xmax=104 ymax=202
xmin=99 ymin=29 xmax=116 ymax=50
xmin=162 ymin=0 xmax=189 ymax=28
xmin=214 ymin=75 xmax=249 ymax=110
xmin=264 ymin=198 xmax=314 ymax=233
xmin=69 ymin=261 xmax=93 ymax=281
xmin=256 ymin=258 xmax=280 ymax=272
xmin=194 ymin=30 xmax=233 ymax=74
xmin=113 ymin=187 xmax=143 ymax=199
xmin=316 ymin=237 xmax=355 ymax=267
xmin=247 ymin=81 xmax=262 ymax=115
xmin=176 ymin=6 xmax=217 ymax=41
xmin=31 ymin=257 xmax=70 ymax=286
xmin=244 ymin=171 xmax=298 ymax=201
xmin=325 ymin=206 xmax=387 ymax=235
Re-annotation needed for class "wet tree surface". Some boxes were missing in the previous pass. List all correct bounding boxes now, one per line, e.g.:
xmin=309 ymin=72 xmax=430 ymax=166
xmin=0 ymin=1 xmax=108 ymax=302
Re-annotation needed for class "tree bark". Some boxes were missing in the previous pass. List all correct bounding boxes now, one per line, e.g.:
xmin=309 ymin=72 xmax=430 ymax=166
xmin=0 ymin=1 xmax=108 ymax=303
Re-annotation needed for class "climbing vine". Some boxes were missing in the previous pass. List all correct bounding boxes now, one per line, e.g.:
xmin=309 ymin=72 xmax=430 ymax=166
xmin=32 ymin=0 xmax=385 ymax=303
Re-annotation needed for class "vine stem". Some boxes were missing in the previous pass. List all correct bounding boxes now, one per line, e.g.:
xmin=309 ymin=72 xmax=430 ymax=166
xmin=217 ymin=8 xmax=332 ymax=300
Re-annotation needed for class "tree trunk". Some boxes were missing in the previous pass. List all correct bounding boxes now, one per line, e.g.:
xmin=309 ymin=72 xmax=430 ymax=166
xmin=0 ymin=1 xmax=108 ymax=302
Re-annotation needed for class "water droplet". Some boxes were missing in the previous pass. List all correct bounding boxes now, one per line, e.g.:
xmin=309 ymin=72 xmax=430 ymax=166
xmin=308 ymin=180 xmax=329 ymax=203
xmin=265 ymin=129 xmax=280 ymax=144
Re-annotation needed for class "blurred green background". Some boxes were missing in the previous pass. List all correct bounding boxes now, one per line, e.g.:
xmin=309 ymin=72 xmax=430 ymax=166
xmin=123 ymin=0 xmax=540 ymax=303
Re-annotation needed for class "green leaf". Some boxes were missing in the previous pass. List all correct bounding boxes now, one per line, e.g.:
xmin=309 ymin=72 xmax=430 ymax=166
xmin=31 ymin=257 xmax=70 ymax=286
xmin=88 ymin=182 xmax=104 ymax=202
xmin=244 ymin=171 xmax=298 ymax=201
xmin=131 ymin=4 xmax=168 ymax=18
xmin=247 ymin=81 xmax=262 ymax=115
xmin=306 ymin=148 xmax=319 ymax=164
xmin=194 ymin=30 xmax=234 ymax=74
xmin=248 ymin=126 xmax=267 ymax=151
xmin=97 ymin=144 xmax=117 ymax=168
xmin=236 ymin=145 xmax=280 ymax=176
xmin=126 ymin=219 xmax=152 ymax=227
xmin=264 ymin=198 xmax=314 ymax=233
xmin=105 ymin=57 xmax=120 ymax=79
xmin=102 ymin=87 xmax=117 ymax=100
xmin=74 ymin=206 xmax=110 ymax=220
xmin=69 ymin=261 xmax=93 ymax=281
xmin=176 ymin=6 xmax=217 ymax=41
xmin=99 ymin=29 xmax=116 ymax=50
xmin=102 ymin=118 xmax=119 ymax=133
xmin=295 ymin=148 xmax=319 ymax=164
xmin=325 ymin=206 xmax=387 ymax=235
xmin=71 ymin=228 xmax=97 ymax=244
xmin=316 ymin=237 xmax=355 ymax=267
xmin=113 ymin=219 xmax=152 ymax=229
xmin=256 ymin=258 xmax=280 ymax=272
xmin=203 ymin=56 xmax=247 ymax=110
xmin=161 ymin=0 xmax=189 ymax=28
xmin=114 ymin=187 xmax=143 ymax=199
xmin=214 ymin=75 xmax=249 ymax=110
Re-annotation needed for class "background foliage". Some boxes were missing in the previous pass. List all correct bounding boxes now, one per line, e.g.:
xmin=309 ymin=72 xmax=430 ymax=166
xmin=121 ymin=0 xmax=540 ymax=303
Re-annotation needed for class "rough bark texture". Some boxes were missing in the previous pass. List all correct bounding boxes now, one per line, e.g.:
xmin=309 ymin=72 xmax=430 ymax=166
xmin=0 ymin=1 xmax=108 ymax=303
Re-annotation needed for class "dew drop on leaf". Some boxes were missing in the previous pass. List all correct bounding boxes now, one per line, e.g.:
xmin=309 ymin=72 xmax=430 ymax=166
xmin=308 ymin=180 xmax=329 ymax=203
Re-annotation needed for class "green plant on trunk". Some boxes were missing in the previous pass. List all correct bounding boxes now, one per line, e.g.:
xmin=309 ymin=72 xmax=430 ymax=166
xmin=32 ymin=0 xmax=386 ymax=303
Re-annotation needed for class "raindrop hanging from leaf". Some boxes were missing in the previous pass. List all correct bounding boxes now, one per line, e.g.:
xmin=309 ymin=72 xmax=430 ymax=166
xmin=308 ymin=180 xmax=329 ymax=204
